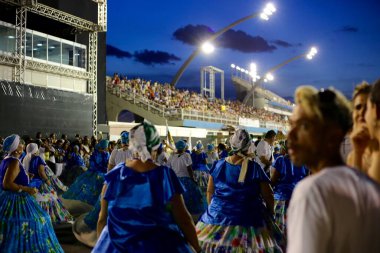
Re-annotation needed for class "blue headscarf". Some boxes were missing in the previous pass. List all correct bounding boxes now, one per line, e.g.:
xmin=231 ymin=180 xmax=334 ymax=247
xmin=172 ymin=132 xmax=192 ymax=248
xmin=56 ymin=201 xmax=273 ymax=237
xmin=175 ymin=140 xmax=187 ymax=151
xmin=196 ymin=142 xmax=203 ymax=150
xmin=121 ymin=131 xmax=129 ymax=144
xmin=3 ymin=134 xmax=20 ymax=153
xmin=95 ymin=139 xmax=109 ymax=150
xmin=207 ymin=144 xmax=214 ymax=151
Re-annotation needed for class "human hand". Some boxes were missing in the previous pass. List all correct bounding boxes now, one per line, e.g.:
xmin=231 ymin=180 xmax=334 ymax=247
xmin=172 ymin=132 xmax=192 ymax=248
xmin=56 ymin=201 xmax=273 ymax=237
xmin=25 ymin=187 xmax=38 ymax=195
xmin=350 ymin=123 xmax=371 ymax=152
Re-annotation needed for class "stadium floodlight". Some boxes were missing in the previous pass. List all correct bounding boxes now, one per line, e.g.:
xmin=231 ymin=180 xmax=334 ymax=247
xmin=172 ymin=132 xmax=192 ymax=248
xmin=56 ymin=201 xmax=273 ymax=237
xmin=260 ymin=3 xmax=276 ymax=20
xmin=306 ymin=46 xmax=318 ymax=60
xmin=240 ymin=68 xmax=246 ymax=73
xmin=231 ymin=64 xmax=236 ymax=69
xmin=201 ymin=42 xmax=215 ymax=54
xmin=265 ymin=73 xmax=274 ymax=81
xmin=171 ymin=2 xmax=277 ymax=86
xmin=236 ymin=66 xmax=241 ymax=71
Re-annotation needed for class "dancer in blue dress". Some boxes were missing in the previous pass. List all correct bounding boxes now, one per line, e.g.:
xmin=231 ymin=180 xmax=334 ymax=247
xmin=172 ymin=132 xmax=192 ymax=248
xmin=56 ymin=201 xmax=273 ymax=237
xmin=191 ymin=142 xmax=210 ymax=195
xmin=23 ymin=143 xmax=73 ymax=223
xmin=0 ymin=134 xmax=63 ymax=252
xmin=62 ymin=139 xmax=109 ymax=215
xmin=61 ymin=145 xmax=86 ymax=187
xmin=74 ymin=132 xmax=133 ymax=247
xmin=93 ymin=121 xmax=202 ymax=253
xmin=168 ymin=140 xmax=207 ymax=221
xmin=271 ymin=142 xmax=308 ymax=234
xmin=196 ymin=128 xmax=284 ymax=252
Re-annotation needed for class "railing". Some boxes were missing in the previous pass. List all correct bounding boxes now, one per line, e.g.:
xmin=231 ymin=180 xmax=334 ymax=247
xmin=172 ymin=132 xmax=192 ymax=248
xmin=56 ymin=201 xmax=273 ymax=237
xmin=106 ymin=82 xmax=288 ymax=130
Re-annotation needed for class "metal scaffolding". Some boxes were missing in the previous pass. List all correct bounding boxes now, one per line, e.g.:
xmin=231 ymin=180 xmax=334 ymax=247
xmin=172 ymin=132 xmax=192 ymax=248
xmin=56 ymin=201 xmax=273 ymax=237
xmin=15 ymin=7 xmax=26 ymax=83
xmin=0 ymin=0 xmax=107 ymax=135
xmin=88 ymin=32 xmax=98 ymax=136
xmin=200 ymin=66 xmax=224 ymax=101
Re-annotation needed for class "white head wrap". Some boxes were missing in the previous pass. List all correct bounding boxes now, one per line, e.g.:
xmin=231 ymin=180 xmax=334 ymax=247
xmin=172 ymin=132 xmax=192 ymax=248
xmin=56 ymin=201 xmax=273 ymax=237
xmin=228 ymin=128 xmax=252 ymax=183
xmin=23 ymin=143 xmax=39 ymax=172
xmin=3 ymin=134 xmax=20 ymax=154
xmin=129 ymin=121 xmax=161 ymax=162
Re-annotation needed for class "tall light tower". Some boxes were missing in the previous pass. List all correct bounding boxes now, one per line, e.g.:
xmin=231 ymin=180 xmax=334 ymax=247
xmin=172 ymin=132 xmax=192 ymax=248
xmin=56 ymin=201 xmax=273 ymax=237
xmin=242 ymin=47 xmax=319 ymax=105
xmin=171 ymin=3 xmax=276 ymax=87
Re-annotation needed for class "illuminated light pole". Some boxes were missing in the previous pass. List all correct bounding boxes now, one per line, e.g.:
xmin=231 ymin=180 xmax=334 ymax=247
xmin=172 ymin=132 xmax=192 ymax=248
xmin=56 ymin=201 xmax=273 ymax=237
xmin=171 ymin=3 xmax=276 ymax=87
xmin=242 ymin=46 xmax=318 ymax=105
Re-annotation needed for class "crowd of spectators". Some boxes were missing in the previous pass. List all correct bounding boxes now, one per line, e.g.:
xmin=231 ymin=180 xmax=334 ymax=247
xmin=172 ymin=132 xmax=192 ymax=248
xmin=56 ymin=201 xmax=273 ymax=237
xmin=109 ymin=73 xmax=288 ymax=124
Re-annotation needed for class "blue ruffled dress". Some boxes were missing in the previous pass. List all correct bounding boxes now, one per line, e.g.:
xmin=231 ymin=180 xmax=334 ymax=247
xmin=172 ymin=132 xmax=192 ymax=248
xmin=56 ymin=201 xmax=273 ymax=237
xmin=28 ymin=155 xmax=73 ymax=223
xmin=191 ymin=151 xmax=210 ymax=193
xmin=273 ymin=155 xmax=308 ymax=232
xmin=92 ymin=163 xmax=194 ymax=253
xmin=196 ymin=159 xmax=283 ymax=252
xmin=62 ymin=150 xmax=109 ymax=207
xmin=0 ymin=156 xmax=63 ymax=252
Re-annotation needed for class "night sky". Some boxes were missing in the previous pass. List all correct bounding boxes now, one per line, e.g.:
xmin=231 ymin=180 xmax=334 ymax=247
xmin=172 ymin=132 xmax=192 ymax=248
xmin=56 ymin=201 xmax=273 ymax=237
xmin=106 ymin=0 xmax=380 ymax=100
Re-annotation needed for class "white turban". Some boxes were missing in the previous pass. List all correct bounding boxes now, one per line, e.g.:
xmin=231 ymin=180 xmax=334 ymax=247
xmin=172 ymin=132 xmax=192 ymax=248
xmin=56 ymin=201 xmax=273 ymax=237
xmin=23 ymin=143 xmax=39 ymax=172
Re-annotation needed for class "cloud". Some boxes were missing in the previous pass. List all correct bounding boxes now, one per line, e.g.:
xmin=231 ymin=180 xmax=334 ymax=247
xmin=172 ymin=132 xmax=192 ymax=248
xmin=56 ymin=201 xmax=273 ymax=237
xmin=173 ymin=24 xmax=276 ymax=53
xmin=271 ymin=40 xmax=296 ymax=48
xmin=106 ymin=44 xmax=132 ymax=59
xmin=219 ymin=30 xmax=276 ymax=52
xmin=172 ymin=24 xmax=214 ymax=45
xmin=133 ymin=50 xmax=181 ymax=66
xmin=335 ymin=25 xmax=359 ymax=33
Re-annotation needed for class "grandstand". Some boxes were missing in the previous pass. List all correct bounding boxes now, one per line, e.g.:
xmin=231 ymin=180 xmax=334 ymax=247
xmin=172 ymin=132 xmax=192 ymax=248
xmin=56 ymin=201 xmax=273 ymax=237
xmin=232 ymin=74 xmax=293 ymax=116
xmin=106 ymin=75 xmax=290 ymax=141
xmin=0 ymin=0 xmax=107 ymax=137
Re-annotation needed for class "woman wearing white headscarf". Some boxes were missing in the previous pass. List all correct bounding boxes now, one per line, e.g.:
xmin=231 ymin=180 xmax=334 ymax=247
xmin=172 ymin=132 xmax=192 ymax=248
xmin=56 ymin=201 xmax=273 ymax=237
xmin=93 ymin=121 xmax=201 ymax=253
xmin=0 ymin=134 xmax=64 ymax=252
xmin=23 ymin=143 xmax=73 ymax=223
xmin=196 ymin=128 xmax=284 ymax=252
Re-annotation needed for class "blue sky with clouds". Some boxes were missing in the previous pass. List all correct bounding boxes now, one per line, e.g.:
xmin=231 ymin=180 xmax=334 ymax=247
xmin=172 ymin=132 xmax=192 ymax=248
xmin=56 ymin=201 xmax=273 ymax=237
xmin=106 ymin=0 xmax=380 ymax=100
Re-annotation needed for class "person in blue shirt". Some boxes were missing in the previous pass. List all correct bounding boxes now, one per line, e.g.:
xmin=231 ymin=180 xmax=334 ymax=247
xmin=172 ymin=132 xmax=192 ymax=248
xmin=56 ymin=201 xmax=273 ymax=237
xmin=196 ymin=128 xmax=284 ymax=252
xmin=93 ymin=121 xmax=202 ymax=253
xmin=62 ymin=139 xmax=110 ymax=216
xmin=0 ymin=134 xmax=63 ymax=252
xmin=271 ymin=142 xmax=309 ymax=234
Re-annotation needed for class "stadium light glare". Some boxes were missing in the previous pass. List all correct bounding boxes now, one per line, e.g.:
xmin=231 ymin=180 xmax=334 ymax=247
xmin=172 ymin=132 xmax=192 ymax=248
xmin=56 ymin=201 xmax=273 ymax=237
xmin=231 ymin=64 xmax=236 ymax=69
xmin=266 ymin=73 xmax=274 ymax=81
xmin=201 ymin=42 xmax=215 ymax=54
xmin=260 ymin=3 xmax=276 ymax=20
xmin=236 ymin=66 xmax=241 ymax=71
xmin=306 ymin=46 xmax=318 ymax=60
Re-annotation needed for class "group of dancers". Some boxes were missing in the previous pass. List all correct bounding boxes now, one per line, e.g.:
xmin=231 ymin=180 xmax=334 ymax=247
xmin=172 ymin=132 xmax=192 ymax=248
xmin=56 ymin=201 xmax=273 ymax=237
xmin=1 ymin=81 xmax=380 ymax=252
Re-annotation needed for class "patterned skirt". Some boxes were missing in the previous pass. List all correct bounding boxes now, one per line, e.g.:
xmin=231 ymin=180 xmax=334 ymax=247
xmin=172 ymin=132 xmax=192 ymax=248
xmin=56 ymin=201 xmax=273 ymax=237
xmin=0 ymin=191 xmax=64 ymax=252
xmin=196 ymin=221 xmax=284 ymax=253
xmin=274 ymin=200 xmax=289 ymax=234
xmin=34 ymin=182 xmax=73 ymax=223
xmin=178 ymin=177 xmax=207 ymax=216
xmin=194 ymin=169 xmax=210 ymax=192
xmin=45 ymin=165 xmax=68 ymax=193
xmin=62 ymin=170 xmax=105 ymax=206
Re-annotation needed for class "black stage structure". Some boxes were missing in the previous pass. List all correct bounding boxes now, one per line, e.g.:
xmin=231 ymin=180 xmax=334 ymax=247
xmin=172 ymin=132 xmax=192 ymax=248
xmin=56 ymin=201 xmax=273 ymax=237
xmin=0 ymin=0 xmax=106 ymax=137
